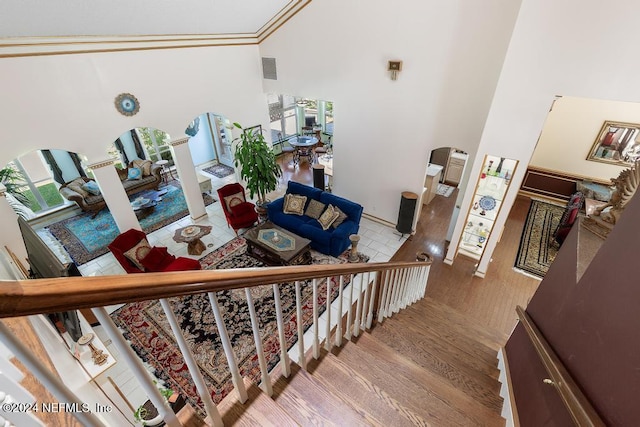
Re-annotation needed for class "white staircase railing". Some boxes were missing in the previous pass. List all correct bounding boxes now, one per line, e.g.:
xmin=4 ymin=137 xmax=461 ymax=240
xmin=0 ymin=258 xmax=431 ymax=427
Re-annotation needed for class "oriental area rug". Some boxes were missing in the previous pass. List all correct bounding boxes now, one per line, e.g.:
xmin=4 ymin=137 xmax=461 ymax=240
xmin=46 ymin=182 xmax=215 ymax=265
xmin=110 ymin=236 xmax=366 ymax=419
xmin=514 ymin=199 xmax=565 ymax=278
xmin=202 ymin=163 xmax=235 ymax=179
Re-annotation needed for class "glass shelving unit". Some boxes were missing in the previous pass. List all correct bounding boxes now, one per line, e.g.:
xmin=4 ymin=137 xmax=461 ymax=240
xmin=458 ymin=155 xmax=518 ymax=260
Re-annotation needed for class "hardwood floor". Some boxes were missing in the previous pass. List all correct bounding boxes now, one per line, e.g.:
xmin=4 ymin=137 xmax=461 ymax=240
xmin=391 ymin=190 xmax=541 ymax=339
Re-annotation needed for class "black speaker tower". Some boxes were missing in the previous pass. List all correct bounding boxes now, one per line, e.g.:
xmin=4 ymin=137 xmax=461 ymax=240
xmin=396 ymin=191 xmax=418 ymax=236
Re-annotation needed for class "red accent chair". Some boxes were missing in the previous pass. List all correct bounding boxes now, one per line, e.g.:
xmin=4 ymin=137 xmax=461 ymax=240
xmin=217 ymin=183 xmax=259 ymax=235
xmin=108 ymin=229 xmax=201 ymax=273
xmin=553 ymin=191 xmax=585 ymax=247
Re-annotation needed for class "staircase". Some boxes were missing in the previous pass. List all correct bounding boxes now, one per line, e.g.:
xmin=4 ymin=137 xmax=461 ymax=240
xmin=216 ymin=296 xmax=507 ymax=426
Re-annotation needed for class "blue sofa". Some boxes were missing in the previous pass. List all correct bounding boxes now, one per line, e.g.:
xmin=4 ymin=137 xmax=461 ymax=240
xmin=266 ymin=181 xmax=364 ymax=257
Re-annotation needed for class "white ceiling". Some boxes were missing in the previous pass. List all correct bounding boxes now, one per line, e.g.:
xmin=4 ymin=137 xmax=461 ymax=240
xmin=1 ymin=0 xmax=293 ymax=38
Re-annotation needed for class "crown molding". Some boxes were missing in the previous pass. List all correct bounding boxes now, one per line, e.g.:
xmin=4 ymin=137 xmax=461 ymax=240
xmin=0 ymin=0 xmax=310 ymax=58
xmin=169 ymin=137 xmax=190 ymax=147
xmin=88 ymin=159 xmax=116 ymax=170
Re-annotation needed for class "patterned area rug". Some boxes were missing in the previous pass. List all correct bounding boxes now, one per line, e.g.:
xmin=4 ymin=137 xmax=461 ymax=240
xmin=202 ymin=163 xmax=235 ymax=179
xmin=436 ymin=183 xmax=455 ymax=197
xmin=111 ymin=237 xmax=366 ymax=418
xmin=514 ymin=199 xmax=565 ymax=278
xmin=47 ymin=182 xmax=215 ymax=265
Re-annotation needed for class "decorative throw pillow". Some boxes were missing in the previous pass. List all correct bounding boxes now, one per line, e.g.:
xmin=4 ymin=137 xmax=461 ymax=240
xmin=132 ymin=159 xmax=152 ymax=176
xmin=318 ymin=204 xmax=340 ymax=230
xmin=223 ymin=192 xmax=245 ymax=211
xmin=123 ymin=238 xmax=152 ymax=271
xmin=331 ymin=206 xmax=348 ymax=228
xmin=140 ymin=246 xmax=173 ymax=272
xmin=67 ymin=178 xmax=89 ymax=197
xmin=305 ymin=199 xmax=326 ymax=219
xmin=81 ymin=180 xmax=101 ymax=196
xmin=283 ymin=193 xmax=307 ymax=215
xmin=127 ymin=167 xmax=142 ymax=180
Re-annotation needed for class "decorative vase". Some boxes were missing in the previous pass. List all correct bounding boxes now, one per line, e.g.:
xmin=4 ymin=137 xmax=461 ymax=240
xmin=255 ymin=199 xmax=270 ymax=223
xmin=349 ymin=234 xmax=360 ymax=262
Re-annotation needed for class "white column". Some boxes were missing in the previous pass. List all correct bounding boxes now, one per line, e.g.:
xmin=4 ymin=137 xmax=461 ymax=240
xmin=169 ymin=138 xmax=206 ymax=220
xmin=88 ymin=159 xmax=140 ymax=233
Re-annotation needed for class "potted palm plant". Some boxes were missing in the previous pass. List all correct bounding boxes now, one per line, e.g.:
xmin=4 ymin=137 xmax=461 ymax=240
xmin=232 ymin=123 xmax=282 ymax=210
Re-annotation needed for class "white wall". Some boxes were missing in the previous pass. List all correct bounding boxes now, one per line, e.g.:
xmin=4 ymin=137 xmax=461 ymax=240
xmin=531 ymin=96 xmax=639 ymax=180
xmin=259 ymin=0 xmax=521 ymax=223
xmin=188 ymin=114 xmax=217 ymax=166
xmin=447 ymin=0 xmax=640 ymax=275
xmin=0 ymin=45 xmax=269 ymax=264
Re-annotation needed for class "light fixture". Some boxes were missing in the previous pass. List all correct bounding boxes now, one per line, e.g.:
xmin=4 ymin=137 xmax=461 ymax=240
xmin=388 ymin=60 xmax=403 ymax=81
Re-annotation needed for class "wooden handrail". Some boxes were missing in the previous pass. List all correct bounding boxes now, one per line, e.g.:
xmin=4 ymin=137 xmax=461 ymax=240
xmin=515 ymin=306 xmax=605 ymax=426
xmin=0 ymin=260 xmax=430 ymax=318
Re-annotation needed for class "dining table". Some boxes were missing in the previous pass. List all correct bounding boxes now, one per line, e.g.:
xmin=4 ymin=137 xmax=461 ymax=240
xmin=289 ymin=136 xmax=319 ymax=165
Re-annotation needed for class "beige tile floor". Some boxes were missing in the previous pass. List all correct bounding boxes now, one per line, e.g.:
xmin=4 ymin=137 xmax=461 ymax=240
xmin=51 ymin=167 xmax=409 ymax=417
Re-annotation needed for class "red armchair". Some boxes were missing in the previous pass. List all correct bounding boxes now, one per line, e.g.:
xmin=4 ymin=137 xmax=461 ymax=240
xmin=217 ymin=183 xmax=259 ymax=235
xmin=108 ymin=228 xmax=201 ymax=273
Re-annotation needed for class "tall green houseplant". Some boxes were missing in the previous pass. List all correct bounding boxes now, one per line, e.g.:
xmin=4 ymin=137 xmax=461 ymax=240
xmin=233 ymin=123 xmax=282 ymax=205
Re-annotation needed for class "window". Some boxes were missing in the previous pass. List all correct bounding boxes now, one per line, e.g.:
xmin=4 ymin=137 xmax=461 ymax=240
xmin=5 ymin=154 xmax=65 ymax=214
xmin=137 ymin=128 xmax=173 ymax=165
xmin=269 ymin=94 xmax=299 ymax=144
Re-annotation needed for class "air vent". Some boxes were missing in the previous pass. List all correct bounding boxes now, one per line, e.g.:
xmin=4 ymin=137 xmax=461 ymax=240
xmin=262 ymin=57 xmax=277 ymax=80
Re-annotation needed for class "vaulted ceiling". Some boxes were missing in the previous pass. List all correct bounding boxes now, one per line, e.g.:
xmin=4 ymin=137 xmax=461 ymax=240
xmin=1 ymin=0 xmax=294 ymax=38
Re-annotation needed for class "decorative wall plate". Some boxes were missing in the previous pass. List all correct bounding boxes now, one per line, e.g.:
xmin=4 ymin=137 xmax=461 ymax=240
xmin=478 ymin=195 xmax=497 ymax=211
xmin=115 ymin=93 xmax=140 ymax=116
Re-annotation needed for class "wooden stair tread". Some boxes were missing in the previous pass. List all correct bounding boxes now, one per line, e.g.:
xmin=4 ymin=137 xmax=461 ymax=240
xmin=307 ymin=349 xmax=429 ymax=427
xmin=272 ymin=363 xmax=373 ymax=426
xmin=331 ymin=334 xmax=505 ymax=425
xmin=390 ymin=301 xmax=501 ymax=365
xmin=412 ymin=297 xmax=508 ymax=349
xmin=218 ymin=381 xmax=298 ymax=427
xmin=379 ymin=311 xmax=501 ymax=380
xmin=369 ymin=319 xmax=503 ymax=413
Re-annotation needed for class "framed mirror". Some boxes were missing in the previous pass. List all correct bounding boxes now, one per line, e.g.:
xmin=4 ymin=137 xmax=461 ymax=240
xmin=587 ymin=120 xmax=640 ymax=166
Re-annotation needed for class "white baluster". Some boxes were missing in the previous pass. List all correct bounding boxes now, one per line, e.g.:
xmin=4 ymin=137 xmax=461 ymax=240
xmin=413 ymin=266 xmax=421 ymax=301
xmin=207 ymin=292 xmax=248 ymax=403
xmin=294 ymin=280 xmax=306 ymax=370
xmin=335 ymin=275 xmax=345 ymax=347
xmin=272 ymin=283 xmax=291 ymax=377
xmin=159 ymin=299 xmax=222 ymax=427
xmin=400 ymin=268 xmax=410 ymax=310
xmin=345 ymin=274 xmax=355 ymax=340
xmin=325 ymin=276 xmax=333 ymax=352
xmin=353 ymin=272 xmax=364 ymax=337
xmin=245 ymin=288 xmax=273 ymax=396
xmin=312 ymin=278 xmax=320 ymax=359
xmin=421 ymin=265 xmax=431 ymax=297
xmin=377 ymin=270 xmax=392 ymax=323
xmin=388 ymin=269 xmax=401 ymax=314
xmin=400 ymin=268 xmax=411 ymax=308
xmin=400 ymin=268 xmax=410 ymax=309
xmin=367 ymin=271 xmax=378 ymax=329
xmin=91 ymin=307 xmax=180 ymax=427
xmin=360 ymin=271 xmax=371 ymax=330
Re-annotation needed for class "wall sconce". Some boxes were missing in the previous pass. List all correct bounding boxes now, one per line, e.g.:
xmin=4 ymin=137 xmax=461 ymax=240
xmin=388 ymin=60 xmax=403 ymax=81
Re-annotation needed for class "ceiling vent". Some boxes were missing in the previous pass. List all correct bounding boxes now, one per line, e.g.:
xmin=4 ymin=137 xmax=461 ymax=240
xmin=262 ymin=57 xmax=277 ymax=80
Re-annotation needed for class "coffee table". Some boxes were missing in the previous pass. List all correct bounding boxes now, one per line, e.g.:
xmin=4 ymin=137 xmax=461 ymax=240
xmin=130 ymin=188 xmax=168 ymax=219
xmin=244 ymin=221 xmax=312 ymax=266
xmin=131 ymin=197 xmax=157 ymax=219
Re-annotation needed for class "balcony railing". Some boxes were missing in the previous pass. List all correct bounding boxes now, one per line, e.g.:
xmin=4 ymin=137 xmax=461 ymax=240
xmin=0 ymin=257 xmax=431 ymax=426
